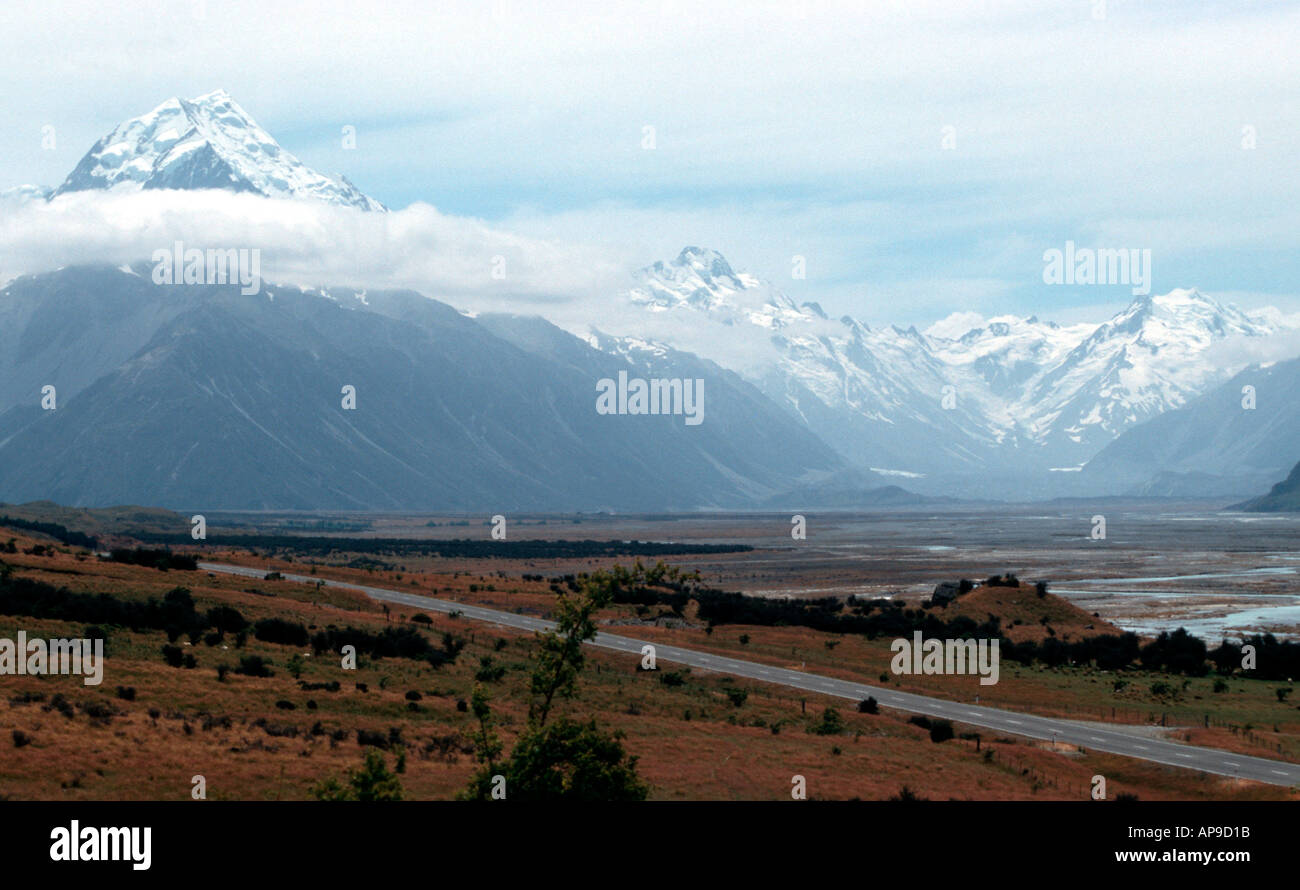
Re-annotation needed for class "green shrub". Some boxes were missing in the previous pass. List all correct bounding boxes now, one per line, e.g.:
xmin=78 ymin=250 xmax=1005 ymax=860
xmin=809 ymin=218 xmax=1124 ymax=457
xmin=235 ymin=655 xmax=274 ymax=678
xmin=929 ymin=720 xmax=955 ymax=743
xmin=808 ymin=707 xmax=845 ymax=736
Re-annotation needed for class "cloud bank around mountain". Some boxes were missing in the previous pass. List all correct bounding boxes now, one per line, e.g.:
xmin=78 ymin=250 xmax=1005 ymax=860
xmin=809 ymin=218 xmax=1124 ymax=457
xmin=0 ymin=189 xmax=632 ymax=311
xmin=5 ymin=185 xmax=1300 ymax=385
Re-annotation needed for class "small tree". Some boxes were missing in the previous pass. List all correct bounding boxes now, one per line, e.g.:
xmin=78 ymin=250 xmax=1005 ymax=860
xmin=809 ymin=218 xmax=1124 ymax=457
xmin=464 ymin=719 xmax=647 ymax=801
xmin=463 ymin=565 xmax=652 ymax=800
xmin=528 ymin=569 xmax=616 ymax=725
xmin=312 ymin=748 xmax=403 ymax=801
xmin=467 ymin=684 xmax=503 ymax=774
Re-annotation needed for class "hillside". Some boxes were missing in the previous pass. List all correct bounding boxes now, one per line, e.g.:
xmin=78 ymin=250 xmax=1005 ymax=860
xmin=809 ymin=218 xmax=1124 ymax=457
xmin=942 ymin=577 xmax=1124 ymax=644
xmin=1082 ymin=357 xmax=1300 ymax=497
xmin=0 ymin=501 xmax=182 ymax=539
xmin=759 ymin=480 xmax=944 ymax=510
xmin=0 ymin=266 xmax=842 ymax=511
xmin=1234 ymin=460 xmax=1300 ymax=512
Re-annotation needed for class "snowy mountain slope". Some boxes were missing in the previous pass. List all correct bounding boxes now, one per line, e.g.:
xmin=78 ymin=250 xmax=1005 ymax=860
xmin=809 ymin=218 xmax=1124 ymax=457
xmin=622 ymin=248 xmax=1011 ymax=475
xmin=1082 ymin=356 xmax=1300 ymax=496
xmin=1003 ymin=289 xmax=1278 ymax=463
xmin=49 ymin=90 xmax=384 ymax=210
xmin=603 ymin=248 xmax=1295 ymax=493
xmin=631 ymin=247 xmax=808 ymax=331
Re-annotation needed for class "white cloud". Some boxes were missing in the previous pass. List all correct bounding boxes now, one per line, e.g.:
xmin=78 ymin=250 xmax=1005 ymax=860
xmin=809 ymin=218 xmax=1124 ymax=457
xmin=0 ymin=189 xmax=628 ymax=308
xmin=924 ymin=311 xmax=986 ymax=340
xmin=1203 ymin=323 xmax=1300 ymax=371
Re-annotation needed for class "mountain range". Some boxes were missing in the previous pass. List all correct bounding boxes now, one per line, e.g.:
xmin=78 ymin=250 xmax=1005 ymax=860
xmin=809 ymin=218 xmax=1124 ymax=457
xmin=0 ymin=266 xmax=843 ymax=510
xmin=613 ymin=247 xmax=1293 ymax=498
xmin=3 ymin=90 xmax=1298 ymax=510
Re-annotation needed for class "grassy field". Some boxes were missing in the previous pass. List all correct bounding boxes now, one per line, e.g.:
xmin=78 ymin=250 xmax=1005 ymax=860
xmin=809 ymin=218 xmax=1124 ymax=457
xmin=1 ymin=525 xmax=1297 ymax=801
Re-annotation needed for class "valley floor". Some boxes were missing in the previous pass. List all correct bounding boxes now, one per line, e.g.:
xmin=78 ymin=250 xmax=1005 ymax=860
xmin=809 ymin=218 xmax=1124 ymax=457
xmin=2 ymin=506 xmax=1298 ymax=801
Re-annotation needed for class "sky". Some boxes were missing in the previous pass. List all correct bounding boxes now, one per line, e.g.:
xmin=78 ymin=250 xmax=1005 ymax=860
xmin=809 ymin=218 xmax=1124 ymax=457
xmin=1 ymin=0 xmax=1297 ymax=329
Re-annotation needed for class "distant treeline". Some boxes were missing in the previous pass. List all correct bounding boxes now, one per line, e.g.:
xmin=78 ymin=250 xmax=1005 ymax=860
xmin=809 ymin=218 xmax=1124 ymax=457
xmin=131 ymin=532 xmax=750 ymax=559
xmin=0 ymin=569 xmax=463 ymax=668
xmin=599 ymin=574 xmax=1003 ymax=640
xmin=0 ymin=574 xmax=209 ymax=636
xmin=311 ymin=625 xmax=465 ymax=667
xmin=108 ymin=548 xmax=198 ymax=571
xmin=698 ymin=589 xmax=1004 ymax=640
xmin=253 ymin=615 xmax=463 ymax=666
xmin=276 ymin=519 xmax=374 ymax=532
xmin=1210 ymin=634 xmax=1300 ymax=682
xmin=1002 ymin=628 xmax=1300 ymax=680
xmin=0 ymin=516 xmax=99 ymax=550
xmin=604 ymin=574 xmax=1298 ymax=680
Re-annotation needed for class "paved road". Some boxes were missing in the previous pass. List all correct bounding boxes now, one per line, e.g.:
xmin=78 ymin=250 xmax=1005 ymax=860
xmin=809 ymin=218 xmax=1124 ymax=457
xmin=202 ymin=561 xmax=1300 ymax=788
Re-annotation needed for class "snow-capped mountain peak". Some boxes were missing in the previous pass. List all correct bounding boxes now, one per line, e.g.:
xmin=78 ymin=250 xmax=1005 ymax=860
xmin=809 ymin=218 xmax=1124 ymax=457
xmin=630 ymin=246 xmax=802 ymax=328
xmin=672 ymin=246 xmax=740 ymax=283
xmin=1086 ymin=288 xmax=1268 ymax=357
xmin=50 ymin=90 xmax=385 ymax=210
